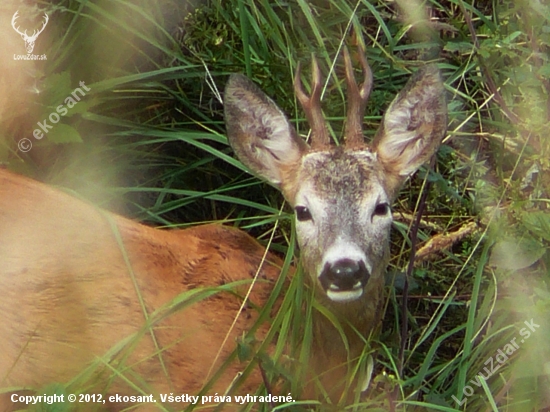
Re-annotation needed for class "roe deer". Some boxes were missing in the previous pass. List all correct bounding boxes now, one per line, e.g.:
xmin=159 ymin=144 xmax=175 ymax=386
xmin=0 ymin=47 xmax=446 ymax=411
xmin=224 ymin=49 xmax=446 ymax=400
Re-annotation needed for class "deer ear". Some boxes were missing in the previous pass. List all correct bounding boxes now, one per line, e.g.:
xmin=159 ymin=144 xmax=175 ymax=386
xmin=224 ymin=74 xmax=309 ymax=186
xmin=373 ymin=65 xmax=447 ymax=178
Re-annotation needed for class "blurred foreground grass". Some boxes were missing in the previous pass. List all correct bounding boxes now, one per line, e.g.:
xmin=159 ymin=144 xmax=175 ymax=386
xmin=0 ymin=0 xmax=549 ymax=410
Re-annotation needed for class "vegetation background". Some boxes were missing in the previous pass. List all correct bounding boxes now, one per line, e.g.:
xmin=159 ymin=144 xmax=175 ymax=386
xmin=0 ymin=0 xmax=549 ymax=411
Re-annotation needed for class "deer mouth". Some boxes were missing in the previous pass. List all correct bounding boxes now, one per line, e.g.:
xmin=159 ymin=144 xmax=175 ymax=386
xmin=319 ymin=259 xmax=370 ymax=303
xmin=326 ymin=284 xmax=364 ymax=302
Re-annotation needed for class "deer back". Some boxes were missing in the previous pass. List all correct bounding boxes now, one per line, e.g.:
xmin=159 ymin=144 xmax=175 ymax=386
xmin=0 ymin=169 xmax=282 ymax=410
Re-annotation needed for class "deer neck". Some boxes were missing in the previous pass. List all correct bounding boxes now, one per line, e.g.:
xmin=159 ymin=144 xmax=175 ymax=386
xmin=311 ymin=278 xmax=384 ymax=357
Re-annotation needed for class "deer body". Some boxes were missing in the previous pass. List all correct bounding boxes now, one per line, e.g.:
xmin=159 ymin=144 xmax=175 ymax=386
xmin=0 ymin=170 xmax=282 ymax=410
xmin=0 ymin=49 xmax=446 ymax=410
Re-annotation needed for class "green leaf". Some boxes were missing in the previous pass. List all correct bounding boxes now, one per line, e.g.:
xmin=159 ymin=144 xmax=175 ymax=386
xmin=45 ymin=123 xmax=83 ymax=144
xmin=522 ymin=211 xmax=550 ymax=242
xmin=537 ymin=64 xmax=550 ymax=78
xmin=41 ymin=71 xmax=73 ymax=106
xmin=489 ymin=237 xmax=546 ymax=270
xmin=443 ymin=41 xmax=474 ymax=53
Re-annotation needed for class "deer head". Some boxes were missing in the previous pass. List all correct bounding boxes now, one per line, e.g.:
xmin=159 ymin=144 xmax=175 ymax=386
xmin=11 ymin=11 xmax=49 ymax=54
xmin=224 ymin=47 xmax=446 ymax=308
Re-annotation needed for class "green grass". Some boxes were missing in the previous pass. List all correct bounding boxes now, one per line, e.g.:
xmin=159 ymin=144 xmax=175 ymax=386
xmin=1 ymin=0 xmax=549 ymax=411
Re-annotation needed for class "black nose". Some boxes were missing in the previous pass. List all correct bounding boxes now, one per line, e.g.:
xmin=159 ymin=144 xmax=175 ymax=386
xmin=319 ymin=259 xmax=370 ymax=291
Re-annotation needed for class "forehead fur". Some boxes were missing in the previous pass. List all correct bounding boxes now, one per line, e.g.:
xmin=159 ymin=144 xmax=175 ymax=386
xmin=282 ymin=146 xmax=386 ymax=204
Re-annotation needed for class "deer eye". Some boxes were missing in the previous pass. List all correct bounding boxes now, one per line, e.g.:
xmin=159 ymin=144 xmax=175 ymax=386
xmin=295 ymin=206 xmax=312 ymax=222
xmin=373 ymin=202 xmax=390 ymax=217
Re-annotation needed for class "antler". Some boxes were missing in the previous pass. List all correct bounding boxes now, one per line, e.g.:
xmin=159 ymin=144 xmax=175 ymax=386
xmin=11 ymin=10 xmax=50 ymax=39
xmin=11 ymin=11 xmax=25 ymax=36
xmin=294 ymin=58 xmax=330 ymax=150
xmin=11 ymin=11 xmax=49 ymax=39
xmin=33 ymin=13 xmax=49 ymax=39
xmin=343 ymin=45 xmax=372 ymax=148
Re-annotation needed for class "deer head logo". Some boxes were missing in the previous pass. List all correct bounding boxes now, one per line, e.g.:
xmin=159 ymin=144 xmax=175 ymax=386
xmin=11 ymin=10 xmax=49 ymax=54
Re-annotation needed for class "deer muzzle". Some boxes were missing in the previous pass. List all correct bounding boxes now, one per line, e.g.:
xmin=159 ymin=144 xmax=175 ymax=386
xmin=319 ymin=259 xmax=370 ymax=302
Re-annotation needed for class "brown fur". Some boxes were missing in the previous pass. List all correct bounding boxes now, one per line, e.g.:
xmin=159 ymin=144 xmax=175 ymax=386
xmin=0 ymin=169 xmax=282 ymax=411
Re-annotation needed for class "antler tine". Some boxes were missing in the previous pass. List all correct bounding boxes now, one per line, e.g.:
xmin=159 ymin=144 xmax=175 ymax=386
xmin=343 ymin=45 xmax=373 ymax=148
xmin=11 ymin=11 xmax=24 ymax=36
xmin=294 ymin=58 xmax=331 ymax=150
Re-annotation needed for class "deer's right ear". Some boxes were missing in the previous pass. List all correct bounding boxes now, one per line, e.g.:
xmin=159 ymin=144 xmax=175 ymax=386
xmin=224 ymin=74 xmax=309 ymax=186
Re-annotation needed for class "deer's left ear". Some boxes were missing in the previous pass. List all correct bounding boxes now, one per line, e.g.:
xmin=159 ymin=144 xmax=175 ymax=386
xmin=373 ymin=65 xmax=447 ymax=179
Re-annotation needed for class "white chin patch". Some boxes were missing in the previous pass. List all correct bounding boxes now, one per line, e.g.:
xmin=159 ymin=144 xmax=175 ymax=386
xmin=326 ymin=288 xmax=364 ymax=302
